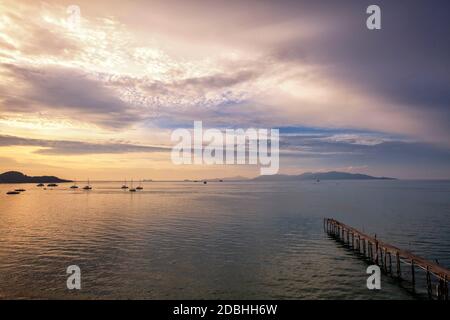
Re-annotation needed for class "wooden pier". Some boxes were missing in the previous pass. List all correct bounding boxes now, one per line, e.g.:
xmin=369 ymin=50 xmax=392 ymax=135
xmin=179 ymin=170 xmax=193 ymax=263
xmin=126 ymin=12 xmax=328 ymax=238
xmin=324 ymin=218 xmax=449 ymax=300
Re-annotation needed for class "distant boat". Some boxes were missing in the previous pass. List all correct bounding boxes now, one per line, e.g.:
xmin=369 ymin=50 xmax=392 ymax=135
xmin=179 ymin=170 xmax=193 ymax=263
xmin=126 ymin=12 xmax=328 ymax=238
xmin=83 ymin=179 xmax=92 ymax=190
xmin=121 ymin=179 xmax=128 ymax=189
xmin=37 ymin=183 xmax=44 ymax=187
xmin=203 ymin=181 xmax=207 ymax=184
xmin=136 ymin=180 xmax=143 ymax=190
xmin=14 ymin=189 xmax=26 ymax=192
xmin=47 ymin=183 xmax=58 ymax=187
xmin=129 ymin=180 xmax=136 ymax=192
xmin=6 ymin=191 xmax=20 ymax=195
xmin=70 ymin=180 xmax=79 ymax=189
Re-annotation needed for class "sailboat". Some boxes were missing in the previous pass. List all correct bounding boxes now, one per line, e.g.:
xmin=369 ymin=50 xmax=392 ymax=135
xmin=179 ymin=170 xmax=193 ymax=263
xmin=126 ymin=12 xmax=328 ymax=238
xmin=70 ymin=179 xmax=79 ymax=189
xmin=37 ymin=183 xmax=44 ymax=187
xmin=129 ymin=179 xmax=136 ymax=192
xmin=121 ymin=179 xmax=128 ymax=189
xmin=83 ymin=179 xmax=92 ymax=190
xmin=136 ymin=180 xmax=143 ymax=190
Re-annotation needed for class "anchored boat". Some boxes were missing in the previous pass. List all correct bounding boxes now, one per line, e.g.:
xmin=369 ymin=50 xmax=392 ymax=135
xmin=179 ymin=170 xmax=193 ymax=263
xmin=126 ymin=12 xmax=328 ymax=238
xmin=83 ymin=179 xmax=92 ymax=190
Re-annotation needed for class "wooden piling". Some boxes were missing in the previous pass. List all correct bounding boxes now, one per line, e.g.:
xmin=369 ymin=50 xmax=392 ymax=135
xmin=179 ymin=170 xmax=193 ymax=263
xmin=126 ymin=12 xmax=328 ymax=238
xmin=388 ymin=252 xmax=392 ymax=274
xmin=426 ymin=266 xmax=432 ymax=299
xmin=375 ymin=240 xmax=379 ymax=265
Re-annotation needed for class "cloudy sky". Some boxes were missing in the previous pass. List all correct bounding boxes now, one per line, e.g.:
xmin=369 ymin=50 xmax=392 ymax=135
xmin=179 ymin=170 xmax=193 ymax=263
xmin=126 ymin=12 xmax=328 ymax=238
xmin=1 ymin=0 xmax=449 ymax=179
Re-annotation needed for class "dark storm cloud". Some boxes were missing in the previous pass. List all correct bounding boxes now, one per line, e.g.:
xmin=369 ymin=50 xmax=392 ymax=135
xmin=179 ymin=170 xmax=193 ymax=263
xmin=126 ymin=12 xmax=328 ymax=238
xmin=272 ymin=0 xmax=450 ymax=122
xmin=0 ymin=135 xmax=169 ymax=155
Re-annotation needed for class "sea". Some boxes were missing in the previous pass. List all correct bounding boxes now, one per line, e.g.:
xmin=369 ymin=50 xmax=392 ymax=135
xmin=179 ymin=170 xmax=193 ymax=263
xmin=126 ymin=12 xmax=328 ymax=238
xmin=0 ymin=180 xmax=449 ymax=299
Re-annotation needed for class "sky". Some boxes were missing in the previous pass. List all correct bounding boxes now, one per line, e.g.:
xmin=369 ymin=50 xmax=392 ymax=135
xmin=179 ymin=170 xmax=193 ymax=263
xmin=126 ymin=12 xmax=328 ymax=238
xmin=0 ymin=0 xmax=449 ymax=180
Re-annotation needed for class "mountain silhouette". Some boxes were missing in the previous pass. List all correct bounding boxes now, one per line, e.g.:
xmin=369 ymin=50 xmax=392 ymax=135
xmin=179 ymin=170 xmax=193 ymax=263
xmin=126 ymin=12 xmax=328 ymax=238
xmin=0 ymin=171 xmax=71 ymax=184
xmin=253 ymin=171 xmax=395 ymax=181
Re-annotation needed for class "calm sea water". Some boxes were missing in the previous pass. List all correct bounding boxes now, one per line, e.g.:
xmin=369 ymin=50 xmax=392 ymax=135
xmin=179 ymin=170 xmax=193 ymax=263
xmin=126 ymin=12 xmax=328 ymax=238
xmin=0 ymin=180 xmax=449 ymax=299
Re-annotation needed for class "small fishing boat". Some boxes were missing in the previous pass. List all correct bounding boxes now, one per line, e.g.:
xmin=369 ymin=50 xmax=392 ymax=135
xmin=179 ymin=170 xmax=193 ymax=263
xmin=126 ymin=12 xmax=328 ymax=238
xmin=14 ymin=189 xmax=26 ymax=192
xmin=136 ymin=180 xmax=143 ymax=190
xmin=6 ymin=191 xmax=20 ymax=195
xmin=37 ymin=183 xmax=44 ymax=187
xmin=203 ymin=181 xmax=207 ymax=184
xmin=47 ymin=183 xmax=58 ymax=187
xmin=121 ymin=179 xmax=128 ymax=189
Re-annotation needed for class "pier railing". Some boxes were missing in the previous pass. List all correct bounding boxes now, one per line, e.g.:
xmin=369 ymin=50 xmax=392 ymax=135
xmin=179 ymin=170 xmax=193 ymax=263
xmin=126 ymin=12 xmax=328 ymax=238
xmin=324 ymin=218 xmax=449 ymax=300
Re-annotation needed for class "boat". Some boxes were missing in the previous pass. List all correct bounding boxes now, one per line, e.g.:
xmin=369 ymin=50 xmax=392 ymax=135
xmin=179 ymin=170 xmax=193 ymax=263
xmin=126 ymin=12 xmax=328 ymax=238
xmin=37 ymin=183 xmax=44 ymax=187
xmin=121 ymin=179 xmax=128 ymax=189
xmin=70 ymin=179 xmax=79 ymax=189
xmin=129 ymin=180 xmax=136 ymax=192
xmin=47 ymin=183 xmax=58 ymax=187
xmin=6 ymin=191 xmax=20 ymax=195
xmin=203 ymin=181 xmax=207 ymax=184
xmin=14 ymin=189 xmax=26 ymax=192
xmin=136 ymin=180 xmax=143 ymax=190
xmin=83 ymin=179 xmax=92 ymax=190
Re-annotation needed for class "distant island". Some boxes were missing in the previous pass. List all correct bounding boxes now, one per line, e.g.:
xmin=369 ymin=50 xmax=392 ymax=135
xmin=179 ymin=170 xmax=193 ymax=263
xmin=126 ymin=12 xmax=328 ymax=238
xmin=252 ymin=171 xmax=396 ymax=181
xmin=0 ymin=171 xmax=72 ymax=184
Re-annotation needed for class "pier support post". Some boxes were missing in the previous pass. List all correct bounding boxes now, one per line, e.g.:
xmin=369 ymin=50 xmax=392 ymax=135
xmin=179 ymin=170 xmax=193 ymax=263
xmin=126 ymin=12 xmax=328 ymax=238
xmin=389 ymin=251 xmax=392 ymax=274
xmin=411 ymin=260 xmax=415 ymax=290
xmin=363 ymin=239 xmax=366 ymax=257
xmin=351 ymin=233 xmax=354 ymax=249
xmin=396 ymin=252 xmax=401 ymax=278
xmin=426 ymin=266 xmax=432 ymax=299
xmin=445 ymin=276 xmax=448 ymax=300
xmin=375 ymin=240 xmax=379 ymax=265
xmin=379 ymin=247 xmax=383 ymax=268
